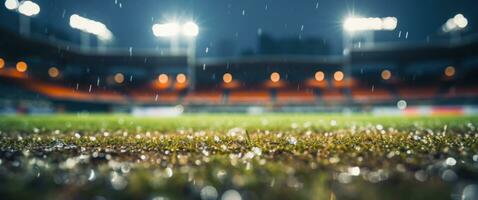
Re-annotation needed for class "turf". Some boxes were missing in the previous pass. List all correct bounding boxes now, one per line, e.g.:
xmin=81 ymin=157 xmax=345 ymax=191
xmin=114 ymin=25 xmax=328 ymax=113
xmin=0 ymin=114 xmax=478 ymax=200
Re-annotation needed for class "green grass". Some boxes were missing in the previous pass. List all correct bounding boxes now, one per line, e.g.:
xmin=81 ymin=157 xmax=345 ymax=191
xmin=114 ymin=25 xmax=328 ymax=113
xmin=0 ymin=114 xmax=477 ymax=200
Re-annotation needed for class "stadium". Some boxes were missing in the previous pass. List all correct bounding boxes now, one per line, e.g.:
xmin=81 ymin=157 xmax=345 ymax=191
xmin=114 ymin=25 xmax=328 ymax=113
xmin=0 ymin=1 xmax=478 ymax=200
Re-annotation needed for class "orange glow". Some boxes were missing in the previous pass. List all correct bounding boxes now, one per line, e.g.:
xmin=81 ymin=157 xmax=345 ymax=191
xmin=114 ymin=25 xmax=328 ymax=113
xmin=444 ymin=66 xmax=455 ymax=77
xmin=158 ymin=74 xmax=169 ymax=84
xmin=176 ymin=73 xmax=187 ymax=83
xmin=223 ymin=73 xmax=233 ymax=83
xmin=48 ymin=67 xmax=60 ymax=78
xmin=381 ymin=70 xmax=391 ymax=80
xmin=315 ymin=71 xmax=325 ymax=81
xmin=270 ymin=72 xmax=280 ymax=82
xmin=16 ymin=61 xmax=28 ymax=72
xmin=334 ymin=71 xmax=344 ymax=81
xmin=0 ymin=58 xmax=5 ymax=69
xmin=114 ymin=73 xmax=124 ymax=84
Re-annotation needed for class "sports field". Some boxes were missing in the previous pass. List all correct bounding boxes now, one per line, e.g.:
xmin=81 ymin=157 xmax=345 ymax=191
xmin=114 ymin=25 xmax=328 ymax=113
xmin=0 ymin=114 xmax=477 ymax=200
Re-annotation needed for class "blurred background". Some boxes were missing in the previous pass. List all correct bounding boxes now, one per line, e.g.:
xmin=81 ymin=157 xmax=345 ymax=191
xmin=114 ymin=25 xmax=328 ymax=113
xmin=1 ymin=0 xmax=478 ymax=116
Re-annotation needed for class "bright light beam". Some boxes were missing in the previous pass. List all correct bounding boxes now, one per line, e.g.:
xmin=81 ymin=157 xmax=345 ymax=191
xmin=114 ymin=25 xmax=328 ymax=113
xmin=442 ymin=14 xmax=468 ymax=33
xmin=344 ymin=16 xmax=397 ymax=32
xmin=4 ymin=0 xmax=19 ymax=10
xmin=152 ymin=22 xmax=199 ymax=37
xmin=152 ymin=22 xmax=180 ymax=37
xmin=17 ymin=0 xmax=40 ymax=16
xmin=182 ymin=22 xmax=199 ymax=37
xmin=69 ymin=14 xmax=113 ymax=41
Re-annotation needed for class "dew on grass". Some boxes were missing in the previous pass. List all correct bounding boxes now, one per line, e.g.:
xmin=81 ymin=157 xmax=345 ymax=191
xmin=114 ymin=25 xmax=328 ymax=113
xmin=221 ymin=189 xmax=242 ymax=200
xmin=201 ymin=185 xmax=218 ymax=200
xmin=445 ymin=157 xmax=457 ymax=166
xmin=88 ymin=169 xmax=96 ymax=181
xmin=227 ymin=127 xmax=245 ymax=137
xmin=287 ymin=136 xmax=297 ymax=145
xmin=110 ymin=172 xmax=128 ymax=190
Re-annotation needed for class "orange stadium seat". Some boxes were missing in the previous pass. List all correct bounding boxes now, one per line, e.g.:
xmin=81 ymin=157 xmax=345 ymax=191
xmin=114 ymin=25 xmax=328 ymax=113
xmin=130 ymin=91 xmax=180 ymax=104
xmin=320 ymin=89 xmax=346 ymax=102
xmin=28 ymin=82 xmax=126 ymax=103
xmin=444 ymin=86 xmax=478 ymax=98
xmin=228 ymin=90 xmax=271 ymax=104
xmin=276 ymin=90 xmax=316 ymax=104
xmin=350 ymin=86 xmax=392 ymax=102
xmin=184 ymin=91 xmax=224 ymax=104
xmin=398 ymin=86 xmax=438 ymax=99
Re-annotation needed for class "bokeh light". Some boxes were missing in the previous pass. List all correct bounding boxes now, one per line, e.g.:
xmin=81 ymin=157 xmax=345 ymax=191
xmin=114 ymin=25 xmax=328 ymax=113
xmin=0 ymin=58 xmax=5 ymax=69
xmin=158 ymin=74 xmax=169 ymax=84
xmin=114 ymin=73 xmax=124 ymax=84
xmin=315 ymin=71 xmax=325 ymax=81
xmin=223 ymin=73 xmax=233 ymax=83
xmin=176 ymin=73 xmax=187 ymax=83
xmin=444 ymin=66 xmax=455 ymax=77
xmin=48 ymin=67 xmax=60 ymax=78
xmin=334 ymin=71 xmax=344 ymax=81
xmin=270 ymin=72 xmax=280 ymax=82
xmin=16 ymin=61 xmax=28 ymax=72
xmin=381 ymin=70 xmax=392 ymax=80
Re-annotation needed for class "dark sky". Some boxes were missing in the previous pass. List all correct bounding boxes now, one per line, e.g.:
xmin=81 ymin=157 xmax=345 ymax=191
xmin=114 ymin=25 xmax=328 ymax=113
xmin=2 ymin=0 xmax=478 ymax=56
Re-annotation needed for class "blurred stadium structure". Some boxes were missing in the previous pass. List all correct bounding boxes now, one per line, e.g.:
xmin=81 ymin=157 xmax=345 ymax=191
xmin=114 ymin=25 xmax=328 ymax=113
xmin=1 ymin=24 xmax=478 ymax=115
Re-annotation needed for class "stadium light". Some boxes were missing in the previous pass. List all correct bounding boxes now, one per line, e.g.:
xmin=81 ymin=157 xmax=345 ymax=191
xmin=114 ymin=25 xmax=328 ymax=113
xmin=0 ymin=58 xmax=5 ymax=69
xmin=381 ymin=70 xmax=392 ymax=80
xmin=114 ymin=73 xmax=124 ymax=84
xmin=315 ymin=71 xmax=325 ymax=81
xmin=223 ymin=73 xmax=233 ymax=83
xmin=270 ymin=72 xmax=280 ymax=82
xmin=152 ymin=21 xmax=199 ymax=38
xmin=158 ymin=74 xmax=169 ymax=84
xmin=17 ymin=0 xmax=40 ymax=16
xmin=182 ymin=22 xmax=199 ymax=37
xmin=16 ymin=61 xmax=27 ymax=72
xmin=69 ymin=14 xmax=113 ymax=41
xmin=343 ymin=16 xmax=397 ymax=32
xmin=176 ymin=73 xmax=187 ymax=84
xmin=48 ymin=67 xmax=59 ymax=78
xmin=442 ymin=14 xmax=468 ymax=33
xmin=152 ymin=22 xmax=180 ymax=37
xmin=4 ymin=0 xmax=19 ymax=10
xmin=444 ymin=66 xmax=456 ymax=77
xmin=334 ymin=71 xmax=344 ymax=81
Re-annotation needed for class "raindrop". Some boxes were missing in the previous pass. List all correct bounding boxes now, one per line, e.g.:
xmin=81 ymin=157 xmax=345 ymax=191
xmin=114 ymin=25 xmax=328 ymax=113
xmin=445 ymin=157 xmax=457 ymax=166
xmin=462 ymin=184 xmax=478 ymax=200
xmin=441 ymin=169 xmax=457 ymax=181
xmin=287 ymin=136 xmax=297 ymax=145
xmin=348 ymin=166 xmax=360 ymax=176
xmin=397 ymin=100 xmax=407 ymax=110
xmin=221 ymin=189 xmax=242 ymax=200
xmin=88 ymin=169 xmax=96 ymax=181
xmin=200 ymin=185 xmax=218 ymax=200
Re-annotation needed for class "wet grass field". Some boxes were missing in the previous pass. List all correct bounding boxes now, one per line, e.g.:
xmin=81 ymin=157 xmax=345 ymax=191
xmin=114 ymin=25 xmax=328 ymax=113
xmin=0 ymin=114 xmax=478 ymax=200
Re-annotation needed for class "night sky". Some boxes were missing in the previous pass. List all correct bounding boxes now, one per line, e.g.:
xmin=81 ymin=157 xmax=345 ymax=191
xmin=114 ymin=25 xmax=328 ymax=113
xmin=1 ymin=0 xmax=478 ymax=56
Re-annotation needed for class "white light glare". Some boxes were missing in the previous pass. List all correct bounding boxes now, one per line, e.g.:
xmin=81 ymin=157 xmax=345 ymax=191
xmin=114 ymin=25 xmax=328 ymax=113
xmin=69 ymin=14 xmax=113 ymax=41
xmin=17 ymin=0 xmax=40 ymax=16
xmin=4 ymin=0 xmax=19 ymax=10
xmin=152 ymin=22 xmax=180 ymax=37
xmin=182 ymin=21 xmax=199 ymax=37
xmin=152 ymin=21 xmax=199 ymax=37
xmin=344 ymin=16 xmax=397 ymax=32
xmin=443 ymin=14 xmax=468 ymax=32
